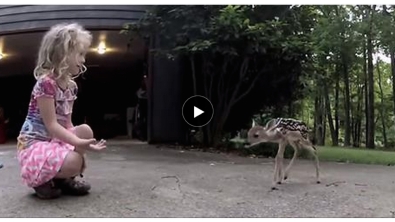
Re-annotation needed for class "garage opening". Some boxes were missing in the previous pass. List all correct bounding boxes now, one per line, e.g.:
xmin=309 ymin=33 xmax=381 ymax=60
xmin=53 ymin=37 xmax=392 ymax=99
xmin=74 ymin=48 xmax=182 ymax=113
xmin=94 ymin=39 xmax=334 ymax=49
xmin=0 ymin=30 xmax=149 ymax=143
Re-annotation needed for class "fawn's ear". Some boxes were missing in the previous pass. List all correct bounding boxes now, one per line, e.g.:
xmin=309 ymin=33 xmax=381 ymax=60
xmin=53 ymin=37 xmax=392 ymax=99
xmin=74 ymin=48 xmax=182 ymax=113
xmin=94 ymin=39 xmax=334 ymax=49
xmin=265 ymin=118 xmax=281 ymax=130
xmin=265 ymin=119 xmax=274 ymax=129
xmin=252 ymin=119 xmax=256 ymax=127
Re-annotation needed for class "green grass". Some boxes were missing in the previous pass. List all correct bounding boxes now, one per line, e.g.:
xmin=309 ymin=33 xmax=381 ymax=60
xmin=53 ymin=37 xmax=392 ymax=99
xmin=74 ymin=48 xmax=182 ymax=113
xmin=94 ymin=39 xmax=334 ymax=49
xmin=314 ymin=146 xmax=395 ymax=166
xmin=228 ymin=138 xmax=395 ymax=166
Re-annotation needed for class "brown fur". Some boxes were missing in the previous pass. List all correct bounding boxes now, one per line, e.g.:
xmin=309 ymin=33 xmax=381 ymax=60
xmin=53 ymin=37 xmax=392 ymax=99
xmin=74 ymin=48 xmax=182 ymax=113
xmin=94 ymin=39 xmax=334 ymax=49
xmin=246 ymin=118 xmax=320 ymax=190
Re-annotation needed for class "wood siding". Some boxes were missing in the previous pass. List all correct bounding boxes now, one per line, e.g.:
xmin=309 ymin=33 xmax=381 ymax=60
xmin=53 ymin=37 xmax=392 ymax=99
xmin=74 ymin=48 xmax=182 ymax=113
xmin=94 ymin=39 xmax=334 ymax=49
xmin=0 ymin=5 xmax=151 ymax=34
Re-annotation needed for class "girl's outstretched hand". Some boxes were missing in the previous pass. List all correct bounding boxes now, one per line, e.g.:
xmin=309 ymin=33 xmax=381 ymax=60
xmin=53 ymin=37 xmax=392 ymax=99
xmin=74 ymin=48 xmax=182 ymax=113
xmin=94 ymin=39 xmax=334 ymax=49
xmin=88 ymin=139 xmax=107 ymax=151
xmin=75 ymin=138 xmax=107 ymax=151
xmin=76 ymin=138 xmax=97 ymax=147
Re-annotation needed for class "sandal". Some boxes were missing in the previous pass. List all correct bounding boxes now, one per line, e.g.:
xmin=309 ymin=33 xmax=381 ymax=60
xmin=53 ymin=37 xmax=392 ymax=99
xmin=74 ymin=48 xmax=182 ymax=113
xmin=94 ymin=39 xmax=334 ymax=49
xmin=33 ymin=180 xmax=62 ymax=199
xmin=53 ymin=177 xmax=91 ymax=196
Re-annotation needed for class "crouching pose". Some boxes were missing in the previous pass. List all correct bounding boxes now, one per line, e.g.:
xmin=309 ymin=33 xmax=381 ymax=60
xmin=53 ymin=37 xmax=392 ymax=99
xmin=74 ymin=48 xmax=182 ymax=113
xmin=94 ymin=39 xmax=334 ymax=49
xmin=16 ymin=23 xmax=106 ymax=199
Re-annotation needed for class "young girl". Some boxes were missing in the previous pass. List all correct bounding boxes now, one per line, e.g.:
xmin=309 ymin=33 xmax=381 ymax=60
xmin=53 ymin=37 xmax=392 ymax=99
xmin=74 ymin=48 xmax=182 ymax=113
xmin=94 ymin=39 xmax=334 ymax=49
xmin=17 ymin=23 xmax=106 ymax=199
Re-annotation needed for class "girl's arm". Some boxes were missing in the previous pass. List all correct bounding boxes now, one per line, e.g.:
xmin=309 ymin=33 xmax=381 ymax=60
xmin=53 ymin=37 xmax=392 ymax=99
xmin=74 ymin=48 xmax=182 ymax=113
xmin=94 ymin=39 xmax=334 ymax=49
xmin=67 ymin=115 xmax=73 ymax=129
xmin=67 ymin=80 xmax=77 ymax=129
xmin=66 ymin=101 xmax=74 ymax=129
xmin=38 ymin=97 xmax=81 ymax=146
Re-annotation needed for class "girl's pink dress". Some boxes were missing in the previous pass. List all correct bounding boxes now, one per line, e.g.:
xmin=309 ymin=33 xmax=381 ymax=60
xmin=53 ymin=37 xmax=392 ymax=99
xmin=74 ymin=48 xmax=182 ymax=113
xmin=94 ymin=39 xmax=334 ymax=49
xmin=17 ymin=75 xmax=78 ymax=188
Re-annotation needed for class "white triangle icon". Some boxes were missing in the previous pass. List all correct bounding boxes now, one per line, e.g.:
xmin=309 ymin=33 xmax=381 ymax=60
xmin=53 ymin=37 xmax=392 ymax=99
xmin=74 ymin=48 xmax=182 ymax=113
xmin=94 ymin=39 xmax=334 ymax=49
xmin=194 ymin=106 xmax=204 ymax=118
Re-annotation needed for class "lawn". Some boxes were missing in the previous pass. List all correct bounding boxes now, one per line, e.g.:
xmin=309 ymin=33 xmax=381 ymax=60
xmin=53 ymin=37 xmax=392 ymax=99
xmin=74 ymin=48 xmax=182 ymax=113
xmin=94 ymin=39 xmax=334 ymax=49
xmin=229 ymin=137 xmax=395 ymax=166
xmin=313 ymin=146 xmax=395 ymax=166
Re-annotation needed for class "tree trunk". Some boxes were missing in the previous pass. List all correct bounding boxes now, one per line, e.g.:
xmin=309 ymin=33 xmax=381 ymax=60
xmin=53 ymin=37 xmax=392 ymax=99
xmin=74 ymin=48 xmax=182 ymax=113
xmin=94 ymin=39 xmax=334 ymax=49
xmin=341 ymin=56 xmax=351 ymax=147
xmin=314 ymin=82 xmax=325 ymax=146
xmin=322 ymin=100 xmax=327 ymax=145
xmin=363 ymin=38 xmax=369 ymax=147
xmin=376 ymin=59 xmax=388 ymax=148
xmin=288 ymin=101 xmax=293 ymax=117
xmin=190 ymin=56 xmax=197 ymax=96
xmin=334 ymin=66 xmax=340 ymax=144
xmin=366 ymin=6 xmax=375 ymax=149
xmin=382 ymin=5 xmax=395 ymax=127
xmin=391 ymin=50 xmax=395 ymax=124
xmin=354 ymin=79 xmax=362 ymax=147
xmin=324 ymin=81 xmax=337 ymax=146
xmin=206 ymin=57 xmax=262 ymax=147
xmin=313 ymin=95 xmax=317 ymax=143
xmin=354 ymin=83 xmax=363 ymax=147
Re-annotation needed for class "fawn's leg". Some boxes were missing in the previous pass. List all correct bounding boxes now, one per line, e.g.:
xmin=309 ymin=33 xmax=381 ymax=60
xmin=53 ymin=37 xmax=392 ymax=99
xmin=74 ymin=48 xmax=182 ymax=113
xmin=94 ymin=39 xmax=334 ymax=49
xmin=300 ymin=139 xmax=321 ymax=184
xmin=272 ymin=141 xmax=286 ymax=189
xmin=284 ymin=141 xmax=299 ymax=181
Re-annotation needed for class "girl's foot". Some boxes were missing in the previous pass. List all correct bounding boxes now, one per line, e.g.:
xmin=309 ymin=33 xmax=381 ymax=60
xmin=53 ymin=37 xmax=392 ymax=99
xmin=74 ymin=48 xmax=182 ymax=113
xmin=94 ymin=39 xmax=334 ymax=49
xmin=33 ymin=180 xmax=62 ymax=199
xmin=53 ymin=177 xmax=91 ymax=196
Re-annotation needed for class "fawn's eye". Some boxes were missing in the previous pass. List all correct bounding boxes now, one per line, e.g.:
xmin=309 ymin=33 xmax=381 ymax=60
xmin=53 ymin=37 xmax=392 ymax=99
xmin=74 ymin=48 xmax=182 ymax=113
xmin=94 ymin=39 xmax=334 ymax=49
xmin=253 ymin=134 xmax=259 ymax=138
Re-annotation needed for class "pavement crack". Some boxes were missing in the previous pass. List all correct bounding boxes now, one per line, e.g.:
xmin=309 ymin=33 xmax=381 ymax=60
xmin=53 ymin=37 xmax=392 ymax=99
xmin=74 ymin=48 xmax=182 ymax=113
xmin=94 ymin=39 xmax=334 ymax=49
xmin=125 ymin=207 xmax=135 ymax=212
xmin=151 ymin=175 xmax=186 ymax=200
xmin=326 ymin=181 xmax=346 ymax=187
xmin=151 ymin=175 xmax=184 ymax=194
xmin=160 ymin=175 xmax=181 ymax=191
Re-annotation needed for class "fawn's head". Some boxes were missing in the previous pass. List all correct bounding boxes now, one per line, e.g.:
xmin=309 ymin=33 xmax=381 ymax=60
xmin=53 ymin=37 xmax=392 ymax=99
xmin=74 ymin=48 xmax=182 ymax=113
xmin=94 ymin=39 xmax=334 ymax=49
xmin=245 ymin=119 xmax=275 ymax=148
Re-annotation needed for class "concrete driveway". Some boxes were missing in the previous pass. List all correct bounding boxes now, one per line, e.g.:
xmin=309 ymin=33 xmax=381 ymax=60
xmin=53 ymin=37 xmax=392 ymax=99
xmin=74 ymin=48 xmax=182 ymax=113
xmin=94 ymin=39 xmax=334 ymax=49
xmin=1 ymin=140 xmax=395 ymax=217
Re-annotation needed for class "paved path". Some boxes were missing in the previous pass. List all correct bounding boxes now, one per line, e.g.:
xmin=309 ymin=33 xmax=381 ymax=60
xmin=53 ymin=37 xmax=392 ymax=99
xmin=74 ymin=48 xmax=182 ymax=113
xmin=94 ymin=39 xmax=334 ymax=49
xmin=1 ymin=141 xmax=395 ymax=217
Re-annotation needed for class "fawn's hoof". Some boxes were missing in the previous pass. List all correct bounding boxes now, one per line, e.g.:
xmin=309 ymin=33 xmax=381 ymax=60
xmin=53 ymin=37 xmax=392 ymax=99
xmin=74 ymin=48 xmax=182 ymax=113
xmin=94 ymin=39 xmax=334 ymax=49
xmin=271 ymin=186 xmax=279 ymax=191
xmin=317 ymin=180 xmax=321 ymax=184
xmin=283 ymin=176 xmax=288 ymax=180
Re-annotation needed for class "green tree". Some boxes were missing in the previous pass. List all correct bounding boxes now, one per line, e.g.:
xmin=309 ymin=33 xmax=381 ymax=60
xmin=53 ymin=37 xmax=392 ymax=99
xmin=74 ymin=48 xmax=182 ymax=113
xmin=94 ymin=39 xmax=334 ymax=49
xmin=122 ymin=5 xmax=314 ymax=147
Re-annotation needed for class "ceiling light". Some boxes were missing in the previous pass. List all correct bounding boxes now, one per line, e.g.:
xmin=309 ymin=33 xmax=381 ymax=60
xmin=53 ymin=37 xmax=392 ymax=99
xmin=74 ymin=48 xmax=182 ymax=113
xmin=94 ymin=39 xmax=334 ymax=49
xmin=97 ymin=42 xmax=106 ymax=55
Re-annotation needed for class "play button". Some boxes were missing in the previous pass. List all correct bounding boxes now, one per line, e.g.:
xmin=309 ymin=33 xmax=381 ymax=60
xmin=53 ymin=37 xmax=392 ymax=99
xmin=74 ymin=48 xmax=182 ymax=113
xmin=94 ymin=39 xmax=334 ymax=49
xmin=194 ymin=106 xmax=204 ymax=118
xmin=182 ymin=95 xmax=214 ymax=127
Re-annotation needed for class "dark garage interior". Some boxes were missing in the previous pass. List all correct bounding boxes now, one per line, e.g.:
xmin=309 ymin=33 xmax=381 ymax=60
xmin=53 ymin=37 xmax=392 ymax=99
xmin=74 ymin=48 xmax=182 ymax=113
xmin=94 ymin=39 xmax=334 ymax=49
xmin=0 ymin=30 xmax=148 ymax=142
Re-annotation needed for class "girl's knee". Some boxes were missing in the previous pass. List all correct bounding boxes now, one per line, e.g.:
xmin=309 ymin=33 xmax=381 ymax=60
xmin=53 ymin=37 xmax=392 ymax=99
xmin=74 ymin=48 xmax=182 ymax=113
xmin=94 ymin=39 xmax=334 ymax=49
xmin=57 ymin=151 xmax=83 ymax=178
xmin=74 ymin=124 xmax=93 ymax=139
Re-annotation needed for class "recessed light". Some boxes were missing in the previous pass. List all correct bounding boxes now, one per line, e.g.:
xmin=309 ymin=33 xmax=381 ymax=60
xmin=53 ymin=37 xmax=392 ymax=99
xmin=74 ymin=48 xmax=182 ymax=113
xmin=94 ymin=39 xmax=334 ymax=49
xmin=97 ymin=42 xmax=106 ymax=55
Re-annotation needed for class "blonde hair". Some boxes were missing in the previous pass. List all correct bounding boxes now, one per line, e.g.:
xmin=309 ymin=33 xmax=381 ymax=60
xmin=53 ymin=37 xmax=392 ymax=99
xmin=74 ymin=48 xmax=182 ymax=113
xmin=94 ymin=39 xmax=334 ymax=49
xmin=33 ymin=23 xmax=92 ymax=81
